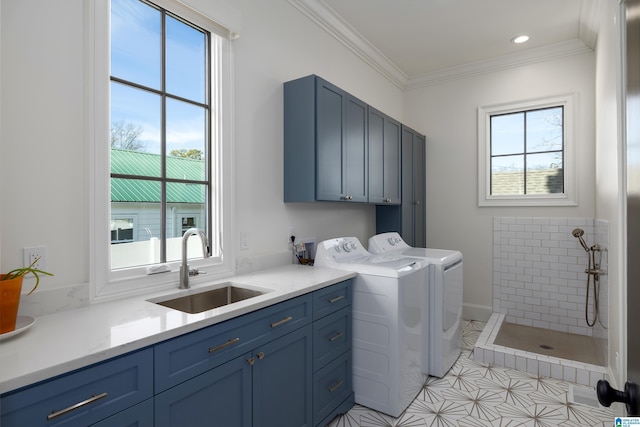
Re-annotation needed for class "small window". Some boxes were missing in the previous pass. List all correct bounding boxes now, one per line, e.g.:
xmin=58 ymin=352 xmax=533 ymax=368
xmin=478 ymin=94 xmax=576 ymax=206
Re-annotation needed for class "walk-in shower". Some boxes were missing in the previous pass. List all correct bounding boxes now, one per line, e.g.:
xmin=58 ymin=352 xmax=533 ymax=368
xmin=476 ymin=217 xmax=609 ymax=386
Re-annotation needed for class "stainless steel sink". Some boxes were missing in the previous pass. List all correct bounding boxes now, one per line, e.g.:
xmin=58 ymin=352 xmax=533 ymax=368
xmin=154 ymin=284 xmax=265 ymax=314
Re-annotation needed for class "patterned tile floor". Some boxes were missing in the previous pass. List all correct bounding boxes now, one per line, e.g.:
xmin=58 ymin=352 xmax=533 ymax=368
xmin=328 ymin=320 xmax=617 ymax=427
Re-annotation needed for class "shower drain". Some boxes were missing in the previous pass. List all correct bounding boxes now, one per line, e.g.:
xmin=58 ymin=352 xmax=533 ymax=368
xmin=539 ymin=344 xmax=554 ymax=350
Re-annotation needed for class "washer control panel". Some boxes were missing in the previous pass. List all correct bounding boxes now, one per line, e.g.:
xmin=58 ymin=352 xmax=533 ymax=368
xmin=315 ymin=237 xmax=369 ymax=265
xmin=368 ymin=232 xmax=410 ymax=254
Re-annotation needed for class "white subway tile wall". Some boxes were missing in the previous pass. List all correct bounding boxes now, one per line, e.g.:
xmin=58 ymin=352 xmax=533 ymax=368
xmin=493 ymin=217 xmax=609 ymax=338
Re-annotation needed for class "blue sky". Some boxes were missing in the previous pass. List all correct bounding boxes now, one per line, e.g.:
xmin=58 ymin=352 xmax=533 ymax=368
xmin=110 ymin=0 xmax=207 ymax=156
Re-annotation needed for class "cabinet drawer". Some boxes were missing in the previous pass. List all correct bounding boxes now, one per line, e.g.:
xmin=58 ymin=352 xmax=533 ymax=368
xmin=155 ymin=294 xmax=312 ymax=392
xmin=312 ymin=280 xmax=352 ymax=320
xmin=312 ymin=307 xmax=351 ymax=371
xmin=312 ymin=352 xmax=352 ymax=426
xmin=1 ymin=348 xmax=153 ymax=427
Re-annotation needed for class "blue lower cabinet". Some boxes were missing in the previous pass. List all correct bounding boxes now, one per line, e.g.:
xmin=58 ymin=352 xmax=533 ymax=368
xmin=312 ymin=352 xmax=353 ymax=427
xmin=91 ymin=399 xmax=154 ymax=427
xmin=1 ymin=348 xmax=153 ymax=427
xmin=253 ymin=325 xmax=312 ymax=427
xmin=155 ymin=354 xmax=252 ymax=427
xmin=0 ymin=280 xmax=354 ymax=427
xmin=155 ymin=325 xmax=313 ymax=427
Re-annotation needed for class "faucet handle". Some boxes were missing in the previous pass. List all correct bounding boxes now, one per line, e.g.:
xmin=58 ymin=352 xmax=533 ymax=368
xmin=189 ymin=267 xmax=206 ymax=277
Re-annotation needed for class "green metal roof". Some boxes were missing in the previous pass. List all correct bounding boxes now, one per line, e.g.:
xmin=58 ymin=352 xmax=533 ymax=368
xmin=111 ymin=149 xmax=206 ymax=203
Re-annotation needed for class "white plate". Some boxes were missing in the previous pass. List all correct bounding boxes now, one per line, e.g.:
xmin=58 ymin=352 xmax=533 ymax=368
xmin=0 ymin=316 xmax=36 ymax=341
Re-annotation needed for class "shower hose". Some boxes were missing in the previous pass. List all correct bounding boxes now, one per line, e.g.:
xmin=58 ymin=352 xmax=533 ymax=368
xmin=585 ymin=248 xmax=600 ymax=327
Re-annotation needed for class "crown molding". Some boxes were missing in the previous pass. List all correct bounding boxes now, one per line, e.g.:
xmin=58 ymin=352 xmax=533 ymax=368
xmin=579 ymin=0 xmax=599 ymax=49
xmin=405 ymin=39 xmax=593 ymax=90
xmin=288 ymin=0 xmax=408 ymax=89
xmin=289 ymin=0 xmax=596 ymax=91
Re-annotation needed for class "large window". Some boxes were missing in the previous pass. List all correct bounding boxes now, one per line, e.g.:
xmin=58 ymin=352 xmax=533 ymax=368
xmin=110 ymin=0 xmax=210 ymax=269
xmin=478 ymin=94 xmax=576 ymax=206
xmin=90 ymin=0 xmax=234 ymax=299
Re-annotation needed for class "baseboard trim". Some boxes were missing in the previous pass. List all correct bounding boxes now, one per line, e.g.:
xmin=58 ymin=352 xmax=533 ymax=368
xmin=463 ymin=303 xmax=493 ymax=322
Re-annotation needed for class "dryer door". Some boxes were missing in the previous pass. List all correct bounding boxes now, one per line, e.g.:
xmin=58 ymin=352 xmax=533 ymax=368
xmin=443 ymin=260 xmax=463 ymax=331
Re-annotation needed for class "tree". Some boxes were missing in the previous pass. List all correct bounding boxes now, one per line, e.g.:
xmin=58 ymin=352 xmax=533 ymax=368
xmin=111 ymin=120 xmax=146 ymax=151
xmin=170 ymin=148 xmax=203 ymax=160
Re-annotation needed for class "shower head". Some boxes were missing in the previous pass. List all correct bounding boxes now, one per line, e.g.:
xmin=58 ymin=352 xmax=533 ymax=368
xmin=572 ymin=228 xmax=590 ymax=252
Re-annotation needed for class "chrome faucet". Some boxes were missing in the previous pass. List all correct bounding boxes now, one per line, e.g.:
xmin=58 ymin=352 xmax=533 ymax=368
xmin=179 ymin=227 xmax=211 ymax=289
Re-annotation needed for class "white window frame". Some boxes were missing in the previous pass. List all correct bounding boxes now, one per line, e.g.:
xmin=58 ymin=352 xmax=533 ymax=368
xmin=88 ymin=0 xmax=235 ymax=301
xmin=477 ymin=93 xmax=577 ymax=207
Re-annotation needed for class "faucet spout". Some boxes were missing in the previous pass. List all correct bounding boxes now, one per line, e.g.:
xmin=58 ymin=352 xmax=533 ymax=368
xmin=179 ymin=227 xmax=210 ymax=289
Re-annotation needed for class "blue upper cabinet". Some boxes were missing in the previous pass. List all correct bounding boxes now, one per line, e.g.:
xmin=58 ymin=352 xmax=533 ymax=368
xmin=284 ymin=75 xmax=368 ymax=202
xmin=368 ymin=107 xmax=401 ymax=205
xmin=376 ymin=125 xmax=426 ymax=247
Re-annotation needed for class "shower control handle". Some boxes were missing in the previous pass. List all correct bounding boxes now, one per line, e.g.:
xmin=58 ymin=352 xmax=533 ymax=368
xmin=597 ymin=380 xmax=639 ymax=415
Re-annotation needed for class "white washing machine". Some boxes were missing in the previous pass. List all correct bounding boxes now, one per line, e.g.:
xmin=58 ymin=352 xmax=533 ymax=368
xmin=315 ymin=237 xmax=429 ymax=418
xmin=369 ymin=232 xmax=463 ymax=378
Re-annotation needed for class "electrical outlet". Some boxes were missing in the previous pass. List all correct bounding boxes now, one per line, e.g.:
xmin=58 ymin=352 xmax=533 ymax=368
xmin=24 ymin=246 xmax=47 ymax=270
xmin=240 ymin=232 xmax=249 ymax=250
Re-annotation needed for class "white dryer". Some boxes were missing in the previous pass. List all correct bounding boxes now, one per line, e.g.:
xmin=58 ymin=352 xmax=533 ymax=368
xmin=315 ymin=237 xmax=429 ymax=418
xmin=369 ymin=232 xmax=463 ymax=378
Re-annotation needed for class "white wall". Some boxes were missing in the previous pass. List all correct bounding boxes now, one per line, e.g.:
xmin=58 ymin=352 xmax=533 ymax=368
xmin=594 ymin=0 xmax=625 ymax=388
xmin=0 ymin=1 xmax=404 ymax=301
xmin=404 ymin=52 xmax=597 ymax=317
xmin=0 ymin=0 xmax=88 ymax=289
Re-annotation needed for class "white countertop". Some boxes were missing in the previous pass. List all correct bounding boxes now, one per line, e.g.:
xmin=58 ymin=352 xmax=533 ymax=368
xmin=0 ymin=265 xmax=355 ymax=394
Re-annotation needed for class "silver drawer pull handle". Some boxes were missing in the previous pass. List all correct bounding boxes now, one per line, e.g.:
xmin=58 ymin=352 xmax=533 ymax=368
xmin=328 ymin=295 xmax=345 ymax=303
xmin=209 ymin=337 xmax=240 ymax=353
xmin=47 ymin=392 xmax=108 ymax=421
xmin=270 ymin=316 xmax=293 ymax=328
xmin=327 ymin=379 xmax=345 ymax=393
xmin=328 ymin=331 xmax=345 ymax=342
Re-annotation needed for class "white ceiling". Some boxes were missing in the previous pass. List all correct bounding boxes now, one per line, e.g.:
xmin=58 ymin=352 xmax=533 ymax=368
xmin=289 ymin=0 xmax=599 ymax=89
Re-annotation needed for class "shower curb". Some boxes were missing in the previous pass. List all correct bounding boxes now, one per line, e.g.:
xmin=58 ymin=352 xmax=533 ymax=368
xmin=474 ymin=313 xmax=607 ymax=387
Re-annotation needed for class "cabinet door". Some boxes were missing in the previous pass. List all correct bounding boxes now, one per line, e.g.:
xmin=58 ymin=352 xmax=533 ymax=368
xmin=368 ymin=107 xmax=400 ymax=204
xmin=413 ymin=134 xmax=426 ymax=247
xmin=316 ymin=78 xmax=368 ymax=202
xmin=343 ymin=95 xmax=368 ymax=202
xmin=316 ymin=79 xmax=346 ymax=201
xmin=401 ymin=126 xmax=416 ymax=245
xmin=154 ymin=355 xmax=252 ymax=427
xmin=253 ymin=325 xmax=312 ymax=427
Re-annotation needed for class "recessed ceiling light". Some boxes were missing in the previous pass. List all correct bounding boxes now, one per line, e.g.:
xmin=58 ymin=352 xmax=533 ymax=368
xmin=512 ymin=35 xmax=530 ymax=44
